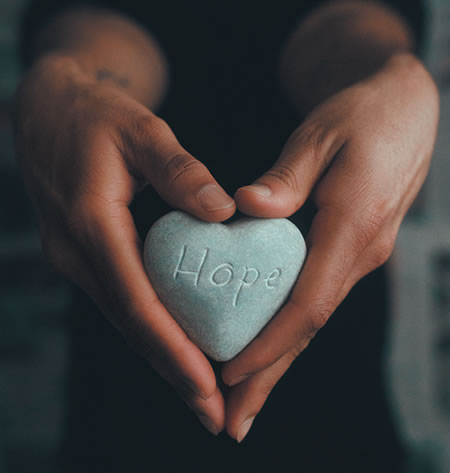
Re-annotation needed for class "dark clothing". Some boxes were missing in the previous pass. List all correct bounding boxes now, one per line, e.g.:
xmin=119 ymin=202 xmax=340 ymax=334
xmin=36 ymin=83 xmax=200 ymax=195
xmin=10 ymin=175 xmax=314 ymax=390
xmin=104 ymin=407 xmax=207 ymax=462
xmin=20 ymin=1 xmax=425 ymax=472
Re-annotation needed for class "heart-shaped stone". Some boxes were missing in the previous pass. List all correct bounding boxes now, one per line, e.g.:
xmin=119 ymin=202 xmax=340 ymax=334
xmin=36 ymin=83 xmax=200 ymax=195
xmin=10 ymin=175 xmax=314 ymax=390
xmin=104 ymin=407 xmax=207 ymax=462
xmin=143 ymin=211 xmax=306 ymax=361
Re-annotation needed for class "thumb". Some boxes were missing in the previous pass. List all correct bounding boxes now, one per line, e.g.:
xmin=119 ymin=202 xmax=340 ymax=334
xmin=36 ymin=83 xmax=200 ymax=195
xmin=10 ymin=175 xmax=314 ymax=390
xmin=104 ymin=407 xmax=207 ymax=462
xmin=234 ymin=124 xmax=344 ymax=218
xmin=127 ymin=114 xmax=236 ymax=222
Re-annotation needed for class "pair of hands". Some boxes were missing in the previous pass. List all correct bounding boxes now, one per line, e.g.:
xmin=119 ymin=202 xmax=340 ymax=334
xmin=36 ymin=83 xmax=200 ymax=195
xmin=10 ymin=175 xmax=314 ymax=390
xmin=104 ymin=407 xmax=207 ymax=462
xmin=14 ymin=52 xmax=438 ymax=441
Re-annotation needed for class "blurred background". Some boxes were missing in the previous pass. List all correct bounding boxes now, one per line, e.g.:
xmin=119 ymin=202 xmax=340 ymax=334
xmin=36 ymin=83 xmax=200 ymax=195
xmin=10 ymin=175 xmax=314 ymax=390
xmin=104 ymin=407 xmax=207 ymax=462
xmin=0 ymin=1 xmax=71 ymax=472
xmin=0 ymin=1 xmax=448 ymax=472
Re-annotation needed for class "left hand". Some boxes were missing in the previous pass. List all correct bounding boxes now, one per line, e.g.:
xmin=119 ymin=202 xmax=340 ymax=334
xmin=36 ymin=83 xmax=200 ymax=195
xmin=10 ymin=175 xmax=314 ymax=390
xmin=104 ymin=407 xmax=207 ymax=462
xmin=221 ymin=53 xmax=439 ymax=441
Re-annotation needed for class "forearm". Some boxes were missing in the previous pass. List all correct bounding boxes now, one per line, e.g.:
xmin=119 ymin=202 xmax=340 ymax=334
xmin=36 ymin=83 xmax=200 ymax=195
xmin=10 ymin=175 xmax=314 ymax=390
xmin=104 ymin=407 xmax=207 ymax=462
xmin=25 ymin=6 xmax=168 ymax=108
xmin=278 ymin=0 xmax=416 ymax=114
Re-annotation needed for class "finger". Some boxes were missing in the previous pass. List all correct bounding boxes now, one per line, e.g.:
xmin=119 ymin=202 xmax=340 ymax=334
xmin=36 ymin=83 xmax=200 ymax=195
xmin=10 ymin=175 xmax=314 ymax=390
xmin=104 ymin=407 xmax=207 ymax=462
xmin=234 ymin=121 xmax=345 ymax=218
xmin=222 ymin=204 xmax=372 ymax=386
xmin=125 ymin=114 xmax=236 ymax=222
xmin=225 ymin=348 xmax=302 ymax=442
xmin=75 ymin=199 xmax=219 ymax=405
xmin=224 ymin=132 xmax=410 ymax=386
xmin=179 ymin=384 xmax=226 ymax=436
xmin=42 ymin=212 xmax=225 ymax=435
xmin=151 ymin=354 xmax=225 ymax=436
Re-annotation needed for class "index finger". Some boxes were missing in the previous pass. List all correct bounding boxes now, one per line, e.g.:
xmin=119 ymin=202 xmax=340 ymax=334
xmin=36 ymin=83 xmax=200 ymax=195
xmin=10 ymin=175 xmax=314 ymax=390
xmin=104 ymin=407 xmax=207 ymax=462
xmin=79 ymin=200 xmax=218 ymax=401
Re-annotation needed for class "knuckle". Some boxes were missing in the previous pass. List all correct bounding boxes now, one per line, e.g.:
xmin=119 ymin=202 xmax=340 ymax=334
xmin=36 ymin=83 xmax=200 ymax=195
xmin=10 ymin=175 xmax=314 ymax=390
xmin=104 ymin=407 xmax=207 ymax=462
xmin=294 ymin=121 xmax=336 ymax=158
xmin=365 ymin=209 xmax=386 ymax=236
xmin=265 ymin=164 xmax=299 ymax=192
xmin=162 ymin=153 xmax=206 ymax=185
xmin=136 ymin=115 xmax=177 ymax=149
xmin=130 ymin=114 xmax=159 ymax=142
xmin=372 ymin=235 xmax=396 ymax=268
xmin=307 ymin=303 xmax=334 ymax=334
xmin=352 ymin=206 xmax=387 ymax=251
xmin=123 ymin=113 xmax=166 ymax=156
xmin=287 ymin=343 xmax=304 ymax=363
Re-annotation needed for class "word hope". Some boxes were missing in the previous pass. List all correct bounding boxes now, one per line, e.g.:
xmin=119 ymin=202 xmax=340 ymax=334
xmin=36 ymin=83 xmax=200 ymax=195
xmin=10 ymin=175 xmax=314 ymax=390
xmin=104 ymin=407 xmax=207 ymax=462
xmin=173 ymin=245 xmax=282 ymax=307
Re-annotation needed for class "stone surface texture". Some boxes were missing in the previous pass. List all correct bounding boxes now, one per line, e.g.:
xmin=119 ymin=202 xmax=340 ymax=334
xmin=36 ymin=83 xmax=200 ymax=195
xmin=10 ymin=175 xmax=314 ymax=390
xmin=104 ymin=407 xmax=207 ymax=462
xmin=144 ymin=211 xmax=306 ymax=361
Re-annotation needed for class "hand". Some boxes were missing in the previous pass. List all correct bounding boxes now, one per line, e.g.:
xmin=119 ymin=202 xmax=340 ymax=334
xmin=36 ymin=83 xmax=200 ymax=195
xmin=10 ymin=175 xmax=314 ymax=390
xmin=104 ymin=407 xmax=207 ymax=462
xmin=13 ymin=54 xmax=236 ymax=435
xmin=221 ymin=53 xmax=439 ymax=441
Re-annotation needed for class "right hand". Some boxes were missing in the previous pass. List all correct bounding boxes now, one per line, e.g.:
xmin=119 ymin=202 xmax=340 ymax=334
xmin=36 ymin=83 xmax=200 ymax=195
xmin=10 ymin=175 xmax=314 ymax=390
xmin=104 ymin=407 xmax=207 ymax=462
xmin=13 ymin=54 xmax=236 ymax=435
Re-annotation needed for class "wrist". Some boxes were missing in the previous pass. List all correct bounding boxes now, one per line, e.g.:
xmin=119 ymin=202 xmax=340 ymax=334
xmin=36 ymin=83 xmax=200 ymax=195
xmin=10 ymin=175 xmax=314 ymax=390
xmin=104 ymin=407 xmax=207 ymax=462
xmin=13 ymin=53 xmax=91 ymax=137
xmin=26 ymin=7 xmax=168 ymax=108
xmin=17 ymin=48 xmax=163 ymax=111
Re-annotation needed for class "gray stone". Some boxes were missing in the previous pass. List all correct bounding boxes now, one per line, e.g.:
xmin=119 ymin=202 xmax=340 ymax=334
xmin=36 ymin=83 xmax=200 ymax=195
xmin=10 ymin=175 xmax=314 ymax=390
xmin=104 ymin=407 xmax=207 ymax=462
xmin=143 ymin=211 xmax=307 ymax=361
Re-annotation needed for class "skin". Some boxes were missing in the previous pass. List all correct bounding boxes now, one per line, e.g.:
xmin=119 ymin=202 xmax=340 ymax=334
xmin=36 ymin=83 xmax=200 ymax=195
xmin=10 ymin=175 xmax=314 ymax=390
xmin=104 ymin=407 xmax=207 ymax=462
xmin=13 ymin=1 xmax=439 ymax=442
xmin=222 ymin=2 xmax=440 ymax=441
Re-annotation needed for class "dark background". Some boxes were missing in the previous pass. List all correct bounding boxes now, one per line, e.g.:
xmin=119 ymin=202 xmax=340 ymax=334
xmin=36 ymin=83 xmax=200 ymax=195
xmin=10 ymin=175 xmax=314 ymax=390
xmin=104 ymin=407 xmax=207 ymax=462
xmin=1 ymin=1 xmax=449 ymax=472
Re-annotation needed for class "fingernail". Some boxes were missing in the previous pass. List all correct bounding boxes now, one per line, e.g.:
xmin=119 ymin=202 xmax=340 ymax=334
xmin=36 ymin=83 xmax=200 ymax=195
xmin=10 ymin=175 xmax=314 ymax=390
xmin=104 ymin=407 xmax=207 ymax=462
xmin=196 ymin=184 xmax=235 ymax=211
xmin=238 ymin=184 xmax=272 ymax=197
xmin=197 ymin=413 xmax=219 ymax=436
xmin=237 ymin=416 xmax=255 ymax=443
